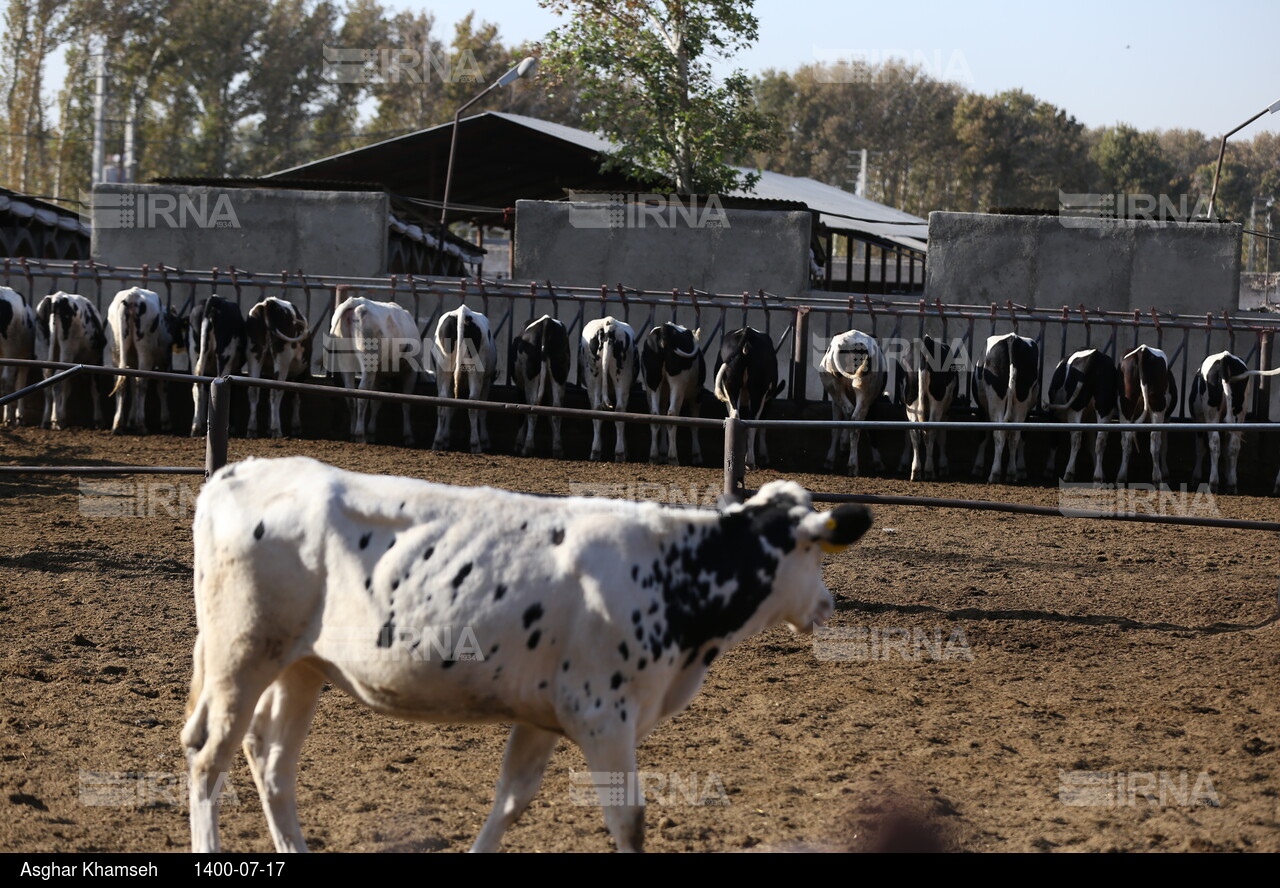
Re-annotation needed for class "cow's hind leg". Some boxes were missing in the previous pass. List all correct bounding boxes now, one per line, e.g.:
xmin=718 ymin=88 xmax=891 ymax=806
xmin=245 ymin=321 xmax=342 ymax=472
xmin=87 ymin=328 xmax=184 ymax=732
xmin=1225 ymin=430 xmax=1242 ymax=494
xmin=470 ymin=725 xmax=559 ymax=853
xmin=183 ymin=638 xmax=285 ymax=853
xmin=242 ymin=662 xmax=325 ymax=853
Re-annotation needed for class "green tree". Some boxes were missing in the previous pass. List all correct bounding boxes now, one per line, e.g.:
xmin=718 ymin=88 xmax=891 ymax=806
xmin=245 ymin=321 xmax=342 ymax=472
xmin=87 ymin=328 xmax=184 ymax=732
xmin=540 ymin=0 xmax=779 ymax=194
xmin=1090 ymin=123 xmax=1174 ymax=195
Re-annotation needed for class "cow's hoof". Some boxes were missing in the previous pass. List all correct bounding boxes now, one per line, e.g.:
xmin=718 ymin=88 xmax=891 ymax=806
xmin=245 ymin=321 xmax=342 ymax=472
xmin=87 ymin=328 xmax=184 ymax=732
xmin=470 ymin=444 xmax=484 ymax=455
xmin=589 ymin=452 xmax=602 ymax=462
xmin=822 ymin=459 xmax=835 ymax=472
xmin=1224 ymin=485 xmax=1237 ymax=496
xmin=40 ymin=421 xmax=51 ymax=430
xmin=552 ymin=448 xmax=565 ymax=460
xmin=690 ymin=456 xmax=703 ymax=467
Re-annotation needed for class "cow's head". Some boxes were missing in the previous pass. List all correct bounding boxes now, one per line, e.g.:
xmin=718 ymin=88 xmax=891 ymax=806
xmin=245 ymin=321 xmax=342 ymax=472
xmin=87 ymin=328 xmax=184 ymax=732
xmin=725 ymin=481 xmax=872 ymax=634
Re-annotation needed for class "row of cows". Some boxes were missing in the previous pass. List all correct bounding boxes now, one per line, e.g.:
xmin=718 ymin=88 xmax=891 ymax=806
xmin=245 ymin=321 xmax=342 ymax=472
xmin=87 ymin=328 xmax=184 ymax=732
xmin=0 ymin=286 xmax=786 ymax=466
xmin=3 ymin=285 xmax=1279 ymax=492
xmin=831 ymin=330 xmax=1280 ymax=494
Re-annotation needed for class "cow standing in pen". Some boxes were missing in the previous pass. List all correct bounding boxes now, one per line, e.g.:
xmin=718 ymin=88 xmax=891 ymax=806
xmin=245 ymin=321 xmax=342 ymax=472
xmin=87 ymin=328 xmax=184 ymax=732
xmin=1043 ymin=348 xmax=1119 ymax=483
xmin=971 ymin=332 xmax=1040 ymax=484
xmin=510 ymin=315 xmax=570 ymax=458
xmin=639 ymin=321 xmax=705 ymax=466
xmin=1186 ymin=351 xmax=1280 ymax=494
xmin=1117 ymin=345 xmax=1178 ymax=487
xmin=431 ymin=305 xmax=497 ymax=454
xmin=714 ymin=327 xmax=785 ymax=469
xmin=105 ymin=287 xmax=182 ymax=434
xmin=34 ymin=292 xmax=109 ymax=430
xmin=327 ymin=295 xmax=420 ymax=446
xmin=244 ymin=297 xmax=312 ymax=439
xmin=183 ymin=456 xmax=874 ymax=853
xmin=580 ymin=316 xmax=638 ymax=463
xmin=898 ymin=335 xmax=957 ymax=482
xmin=0 ymin=286 xmax=37 ymax=426
xmin=187 ymin=295 xmax=246 ymax=437
xmin=819 ymin=329 xmax=888 ymax=476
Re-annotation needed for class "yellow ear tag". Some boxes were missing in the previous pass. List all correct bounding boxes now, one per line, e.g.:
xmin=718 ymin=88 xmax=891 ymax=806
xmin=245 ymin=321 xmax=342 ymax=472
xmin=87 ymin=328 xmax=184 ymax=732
xmin=819 ymin=516 xmax=847 ymax=553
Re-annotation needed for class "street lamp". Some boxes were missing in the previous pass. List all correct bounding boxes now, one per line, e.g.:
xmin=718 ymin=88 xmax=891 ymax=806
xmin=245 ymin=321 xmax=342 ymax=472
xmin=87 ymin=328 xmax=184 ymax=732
xmin=1207 ymin=97 xmax=1280 ymax=220
xmin=439 ymin=56 xmax=539 ymax=234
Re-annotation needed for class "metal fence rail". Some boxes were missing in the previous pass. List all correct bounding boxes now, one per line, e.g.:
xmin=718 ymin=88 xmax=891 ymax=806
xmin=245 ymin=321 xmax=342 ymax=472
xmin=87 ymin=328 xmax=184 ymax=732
xmin=3 ymin=357 xmax=1280 ymax=537
xmin=7 ymin=259 xmax=1280 ymax=416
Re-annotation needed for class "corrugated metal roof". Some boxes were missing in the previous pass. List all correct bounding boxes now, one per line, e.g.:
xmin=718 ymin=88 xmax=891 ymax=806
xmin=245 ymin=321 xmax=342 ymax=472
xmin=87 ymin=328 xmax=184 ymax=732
xmin=730 ymin=170 xmax=928 ymax=250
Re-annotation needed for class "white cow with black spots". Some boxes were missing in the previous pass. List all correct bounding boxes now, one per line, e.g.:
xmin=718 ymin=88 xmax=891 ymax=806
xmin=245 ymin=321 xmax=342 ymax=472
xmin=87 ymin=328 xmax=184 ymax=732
xmin=183 ymin=456 xmax=873 ymax=853
xmin=0 ymin=286 xmax=37 ymax=426
xmin=431 ymin=305 xmax=497 ymax=453
xmin=105 ymin=287 xmax=181 ymax=434
xmin=819 ymin=330 xmax=887 ymax=476
xmin=580 ymin=316 xmax=637 ymax=462
xmin=327 ymin=296 xmax=420 ymax=446
xmin=34 ymin=291 xmax=109 ymax=430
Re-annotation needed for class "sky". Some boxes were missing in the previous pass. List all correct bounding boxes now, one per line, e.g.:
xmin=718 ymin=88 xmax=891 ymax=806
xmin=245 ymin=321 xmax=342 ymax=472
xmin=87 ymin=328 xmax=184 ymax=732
xmin=416 ymin=0 xmax=1280 ymax=136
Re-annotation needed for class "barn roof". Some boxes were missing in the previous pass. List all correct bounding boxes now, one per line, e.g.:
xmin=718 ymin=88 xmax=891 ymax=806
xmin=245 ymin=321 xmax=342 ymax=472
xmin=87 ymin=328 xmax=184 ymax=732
xmin=269 ymin=112 xmax=926 ymax=251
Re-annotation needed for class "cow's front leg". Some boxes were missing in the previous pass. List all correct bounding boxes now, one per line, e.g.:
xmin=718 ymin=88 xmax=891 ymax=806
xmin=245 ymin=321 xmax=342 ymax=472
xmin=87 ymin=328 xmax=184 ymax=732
xmin=550 ymin=384 xmax=565 ymax=459
xmin=578 ymin=731 xmax=644 ymax=853
xmin=246 ymin=385 xmax=262 ymax=438
xmin=470 ymin=725 xmax=559 ymax=853
xmin=1012 ymin=431 xmax=1028 ymax=483
xmin=935 ymin=430 xmax=950 ymax=478
xmin=158 ymin=379 xmax=173 ymax=433
xmin=289 ymin=391 xmax=302 ymax=438
xmin=190 ymin=382 xmax=207 ymax=437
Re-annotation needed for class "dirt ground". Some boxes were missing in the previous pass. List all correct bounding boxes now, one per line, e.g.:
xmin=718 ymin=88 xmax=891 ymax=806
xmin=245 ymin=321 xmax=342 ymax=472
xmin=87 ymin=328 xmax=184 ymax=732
xmin=1 ymin=426 xmax=1278 ymax=853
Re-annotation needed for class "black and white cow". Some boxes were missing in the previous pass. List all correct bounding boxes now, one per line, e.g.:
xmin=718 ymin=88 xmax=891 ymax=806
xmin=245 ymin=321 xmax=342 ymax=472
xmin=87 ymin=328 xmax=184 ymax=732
xmin=105 ymin=287 xmax=182 ymax=434
xmin=34 ymin=292 xmax=108 ymax=430
xmin=1117 ymin=345 xmax=1177 ymax=487
xmin=431 ymin=305 xmax=497 ymax=453
xmin=819 ymin=329 xmax=887 ymax=476
xmin=244 ymin=297 xmax=312 ymax=439
xmin=327 ymin=296 xmax=420 ymax=446
xmin=1188 ymin=351 xmax=1253 ymax=494
xmin=1043 ymin=348 xmax=1119 ymax=483
xmin=713 ymin=327 xmax=786 ymax=469
xmin=510 ymin=315 xmax=570 ymax=458
xmin=580 ymin=316 xmax=638 ymax=463
xmin=639 ymin=321 xmax=705 ymax=466
xmin=971 ymin=333 xmax=1040 ymax=484
xmin=188 ymin=295 xmax=247 ymax=437
xmin=897 ymin=335 xmax=958 ymax=482
xmin=183 ymin=455 xmax=873 ymax=853
xmin=0 ymin=286 xmax=37 ymax=426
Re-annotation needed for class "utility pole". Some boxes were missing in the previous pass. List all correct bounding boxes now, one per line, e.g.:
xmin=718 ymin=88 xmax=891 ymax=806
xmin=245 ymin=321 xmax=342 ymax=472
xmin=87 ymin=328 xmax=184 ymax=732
xmin=91 ymin=44 xmax=107 ymax=184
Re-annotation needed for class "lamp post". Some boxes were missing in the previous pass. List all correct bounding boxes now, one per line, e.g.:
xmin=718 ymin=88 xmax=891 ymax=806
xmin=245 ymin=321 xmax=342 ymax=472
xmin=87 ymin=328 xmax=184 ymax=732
xmin=1207 ymin=97 xmax=1280 ymax=220
xmin=439 ymin=56 xmax=539 ymax=235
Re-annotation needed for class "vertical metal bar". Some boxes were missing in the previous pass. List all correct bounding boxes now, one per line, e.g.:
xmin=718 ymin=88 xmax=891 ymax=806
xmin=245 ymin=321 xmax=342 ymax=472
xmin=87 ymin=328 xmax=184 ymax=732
xmin=879 ymin=246 xmax=887 ymax=296
xmin=823 ymin=231 xmax=833 ymax=291
xmin=205 ymin=378 xmax=229 ymax=477
xmin=1256 ymin=330 xmax=1274 ymax=421
xmin=895 ymin=250 xmax=903 ymax=295
xmin=844 ymin=233 xmax=853 ymax=290
xmin=791 ymin=307 xmax=810 ymax=404
xmin=863 ymin=241 xmax=872 ymax=295
xmin=722 ymin=417 xmax=746 ymax=501
xmin=1178 ymin=326 xmax=1191 ymax=419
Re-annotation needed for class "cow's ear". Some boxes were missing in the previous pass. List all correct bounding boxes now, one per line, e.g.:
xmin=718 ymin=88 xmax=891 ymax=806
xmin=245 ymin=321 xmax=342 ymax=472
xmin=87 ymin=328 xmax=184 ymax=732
xmin=799 ymin=504 xmax=873 ymax=553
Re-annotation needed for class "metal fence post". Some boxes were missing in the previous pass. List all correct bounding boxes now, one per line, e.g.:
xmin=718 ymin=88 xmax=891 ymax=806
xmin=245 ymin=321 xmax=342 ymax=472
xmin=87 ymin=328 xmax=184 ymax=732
xmin=723 ymin=417 xmax=746 ymax=501
xmin=205 ymin=377 xmax=229 ymax=478
xmin=791 ymin=306 xmax=810 ymax=404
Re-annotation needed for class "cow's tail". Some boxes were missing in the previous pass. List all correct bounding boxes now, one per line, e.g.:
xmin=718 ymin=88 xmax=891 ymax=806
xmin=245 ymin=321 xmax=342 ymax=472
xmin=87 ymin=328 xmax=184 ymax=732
xmin=194 ymin=311 xmax=217 ymax=377
xmin=601 ymin=324 xmax=618 ymax=410
xmin=1228 ymin=366 xmax=1280 ymax=381
xmin=534 ymin=321 xmax=551 ymax=408
xmin=108 ymin=295 xmax=140 ymax=398
xmin=452 ymin=307 xmax=465 ymax=401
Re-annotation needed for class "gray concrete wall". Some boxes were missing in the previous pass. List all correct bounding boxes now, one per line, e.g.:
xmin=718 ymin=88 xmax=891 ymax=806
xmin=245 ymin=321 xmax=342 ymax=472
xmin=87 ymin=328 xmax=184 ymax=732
xmin=513 ymin=199 xmax=812 ymax=299
xmin=925 ymin=211 xmax=1241 ymax=315
xmin=91 ymin=183 xmax=388 ymax=277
